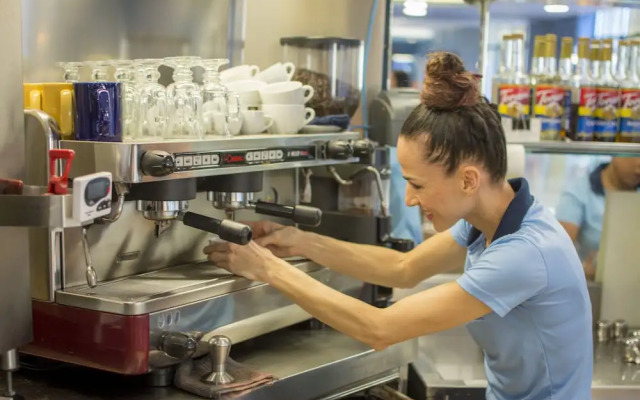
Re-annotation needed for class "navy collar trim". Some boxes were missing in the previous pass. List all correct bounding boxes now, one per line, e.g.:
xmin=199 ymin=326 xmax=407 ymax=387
xmin=466 ymin=178 xmax=535 ymax=246
xmin=589 ymin=163 xmax=608 ymax=196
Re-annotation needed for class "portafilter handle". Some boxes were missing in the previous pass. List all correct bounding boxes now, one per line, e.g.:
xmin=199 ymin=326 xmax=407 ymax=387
xmin=179 ymin=212 xmax=252 ymax=245
xmin=253 ymin=201 xmax=322 ymax=226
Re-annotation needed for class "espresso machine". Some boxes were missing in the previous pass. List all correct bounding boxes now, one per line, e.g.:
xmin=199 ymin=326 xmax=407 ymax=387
xmin=0 ymin=108 xmax=360 ymax=378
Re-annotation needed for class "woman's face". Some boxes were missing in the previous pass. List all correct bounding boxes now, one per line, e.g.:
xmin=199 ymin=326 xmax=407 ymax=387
xmin=397 ymin=136 xmax=474 ymax=232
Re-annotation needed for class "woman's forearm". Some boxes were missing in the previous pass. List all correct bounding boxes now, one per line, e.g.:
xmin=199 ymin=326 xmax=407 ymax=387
xmin=294 ymin=231 xmax=411 ymax=288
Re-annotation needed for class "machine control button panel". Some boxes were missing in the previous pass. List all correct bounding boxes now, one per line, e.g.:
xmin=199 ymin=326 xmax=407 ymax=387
xmin=171 ymin=146 xmax=315 ymax=172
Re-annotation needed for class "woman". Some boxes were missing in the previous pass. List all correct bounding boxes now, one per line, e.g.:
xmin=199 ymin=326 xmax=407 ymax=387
xmin=205 ymin=52 xmax=593 ymax=400
xmin=556 ymin=157 xmax=640 ymax=279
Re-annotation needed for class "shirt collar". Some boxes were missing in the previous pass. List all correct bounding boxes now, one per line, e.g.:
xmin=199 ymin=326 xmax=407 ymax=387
xmin=589 ymin=163 xmax=608 ymax=196
xmin=466 ymin=178 xmax=535 ymax=246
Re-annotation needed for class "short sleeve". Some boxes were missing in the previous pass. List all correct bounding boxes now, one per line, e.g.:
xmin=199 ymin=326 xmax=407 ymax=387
xmin=555 ymin=178 xmax=587 ymax=226
xmin=457 ymin=237 xmax=548 ymax=317
xmin=449 ymin=219 xmax=471 ymax=247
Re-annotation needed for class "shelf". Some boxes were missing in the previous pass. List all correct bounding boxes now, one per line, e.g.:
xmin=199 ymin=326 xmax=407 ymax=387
xmin=508 ymin=141 xmax=640 ymax=157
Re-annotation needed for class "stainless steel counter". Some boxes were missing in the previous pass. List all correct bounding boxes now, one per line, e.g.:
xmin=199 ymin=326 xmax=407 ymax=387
xmin=2 ymin=328 xmax=416 ymax=400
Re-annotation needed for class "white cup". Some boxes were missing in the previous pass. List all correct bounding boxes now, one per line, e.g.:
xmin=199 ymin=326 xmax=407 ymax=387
xmin=259 ymin=81 xmax=314 ymax=105
xmin=262 ymin=104 xmax=315 ymax=134
xmin=241 ymin=110 xmax=273 ymax=135
xmin=226 ymin=80 xmax=268 ymax=109
xmin=225 ymin=80 xmax=267 ymax=92
xmin=220 ymin=65 xmax=260 ymax=83
xmin=255 ymin=62 xmax=296 ymax=84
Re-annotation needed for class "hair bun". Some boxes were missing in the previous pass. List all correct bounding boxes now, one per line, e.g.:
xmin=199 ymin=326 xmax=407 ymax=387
xmin=421 ymin=52 xmax=480 ymax=110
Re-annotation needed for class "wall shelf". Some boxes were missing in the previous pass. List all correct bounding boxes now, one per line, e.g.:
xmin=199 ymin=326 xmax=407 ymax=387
xmin=508 ymin=141 xmax=640 ymax=157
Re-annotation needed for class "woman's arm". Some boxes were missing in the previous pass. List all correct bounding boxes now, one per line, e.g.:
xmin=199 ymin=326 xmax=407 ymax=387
xmin=264 ymin=257 xmax=490 ymax=350
xmin=294 ymin=229 xmax=467 ymax=288
xmin=559 ymin=221 xmax=580 ymax=243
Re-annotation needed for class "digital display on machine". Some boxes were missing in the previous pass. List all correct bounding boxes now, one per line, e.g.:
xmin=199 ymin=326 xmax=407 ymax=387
xmin=173 ymin=146 xmax=316 ymax=171
xmin=84 ymin=178 xmax=110 ymax=206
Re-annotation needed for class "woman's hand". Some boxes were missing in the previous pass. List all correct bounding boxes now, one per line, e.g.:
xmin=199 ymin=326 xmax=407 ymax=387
xmin=203 ymin=240 xmax=285 ymax=282
xmin=242 ymin=220 xmax=307 ymax=258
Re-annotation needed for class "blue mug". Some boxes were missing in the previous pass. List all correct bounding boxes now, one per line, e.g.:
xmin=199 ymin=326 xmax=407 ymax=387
xmin=73 ymin=82 xmax=123 ymax=142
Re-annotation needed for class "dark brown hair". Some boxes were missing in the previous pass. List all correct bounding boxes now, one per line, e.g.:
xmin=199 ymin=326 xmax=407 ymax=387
xmin=401 ymin=52 xmax=506 ymax=182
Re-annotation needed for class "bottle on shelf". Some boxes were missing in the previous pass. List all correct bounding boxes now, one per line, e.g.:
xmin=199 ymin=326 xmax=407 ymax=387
xmin=569 ymin=38 xmax=597 ymax=141
xmin=533 ymin=34 xmax=564 ymax=140
xmin=559 ymin=37 xmax=573 ymax=139
xmin=594 ymin=38 xmax=621 ymax=142
xmin=530 ymin=35 xmax=546 ymax=80
xmin=617 ymin=39 xmax=640 ymax=142
xmin=590 ymin=39 xmax=601 ymax=82
xmin=492 ymin=34 xmax=514 ymax=104
xmin=497 ymin=33 xmax=531 ymax=131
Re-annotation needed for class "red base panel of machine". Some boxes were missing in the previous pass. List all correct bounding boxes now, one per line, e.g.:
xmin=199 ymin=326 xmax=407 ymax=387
xmin=22 ymin=301 xmax=150 ymax=375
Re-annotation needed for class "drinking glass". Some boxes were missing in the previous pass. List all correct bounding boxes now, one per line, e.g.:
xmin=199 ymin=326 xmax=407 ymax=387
xmin=164 ymin=56 xmax=203 ymax=140
xmin=200 ymin=59 xmax=241 ymax=137
xmin=56 ymin=62 xmax=83 ymax=82
xmin=109 ymin=60 xmax=138 ymax=140
xmin=134 ymin=59 xmax=168 ymax=140
xmin=83 ymin=61 xmax=111 ymax=82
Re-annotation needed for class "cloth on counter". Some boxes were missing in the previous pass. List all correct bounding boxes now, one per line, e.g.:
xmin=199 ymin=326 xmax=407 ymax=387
xmin=309 ymin=114 xmax=350 ymax=130
xmin=174 ymin=356 xmax=276 ymax=399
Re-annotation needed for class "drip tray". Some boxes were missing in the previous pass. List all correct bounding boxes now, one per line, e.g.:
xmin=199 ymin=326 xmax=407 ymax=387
xmin=56 ymin=259 xmax=320 ymax=315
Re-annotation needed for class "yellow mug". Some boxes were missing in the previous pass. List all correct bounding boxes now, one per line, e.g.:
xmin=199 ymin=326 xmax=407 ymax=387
xmin=23 ymin=83 xmax=74 ymax=140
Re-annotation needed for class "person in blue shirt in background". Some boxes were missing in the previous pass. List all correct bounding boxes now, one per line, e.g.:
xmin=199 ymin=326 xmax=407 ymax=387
xmin=205 ymin=52 xmax=593 ymax=400
xmin=390 ymin=145 xmax=425 ymax=245
xmin=556 ymin=157 xmax=640 ymax=280
xmin=389 ymin=69 xmax=425 ymax=246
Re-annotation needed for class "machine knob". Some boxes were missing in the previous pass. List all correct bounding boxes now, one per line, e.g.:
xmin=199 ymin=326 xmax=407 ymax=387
xmin=158 ymin=332 xmax=198 ymax=360
xmin=324 ymin=140 xmax=353 ymax=160
xmin=141 ymin=151 xmax=176 ymax=177
xmin=352 ymin=139 xmax=375 ymax=158
xmin=201 ymin=335 xmax=235 ymax=384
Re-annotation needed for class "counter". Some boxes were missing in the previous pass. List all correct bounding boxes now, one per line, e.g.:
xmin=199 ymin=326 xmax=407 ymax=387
xmin=1 ymin=328 xmax=416 ymax=400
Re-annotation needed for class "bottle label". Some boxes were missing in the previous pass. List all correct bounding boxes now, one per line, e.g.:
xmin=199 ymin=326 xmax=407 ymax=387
xmin=619 ymin=88 xmax=640 ymax=142
xmin=498 ymin=85 xmax=531 ymax=120
xmin=594 ymin=87 xmax=620 ymax=141
xmin=534 ymin=85 xmax=564 ymax=140
xmin=575 ymin=87 xmax=596 ymax=141
xmin=561 ymin=88 xmax=572 ymax=139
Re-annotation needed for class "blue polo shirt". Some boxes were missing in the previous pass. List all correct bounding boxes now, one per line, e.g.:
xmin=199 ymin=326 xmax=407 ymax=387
xmin=450 ymin=178 xmax=593 ymax=400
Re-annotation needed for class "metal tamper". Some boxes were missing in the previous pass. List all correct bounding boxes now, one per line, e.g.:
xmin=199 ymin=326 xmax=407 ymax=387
xmin=201 ymin=335 xmax=235 ymax=385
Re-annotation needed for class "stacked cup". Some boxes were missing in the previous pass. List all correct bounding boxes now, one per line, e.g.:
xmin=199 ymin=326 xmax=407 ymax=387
xmin=257 ymin=63 xmax=315 ymax=135
xmin=260 ymin=82 xmax=315 ymax=134
xmin=222 ymin=61 xmax=315 ymax=135
xmin=225 ymin=79 xmax=272 ymax=135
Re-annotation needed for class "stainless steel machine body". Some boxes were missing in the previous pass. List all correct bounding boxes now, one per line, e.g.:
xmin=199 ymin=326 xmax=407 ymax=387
xmin=11 ymin=129 xmax=377 ymax=376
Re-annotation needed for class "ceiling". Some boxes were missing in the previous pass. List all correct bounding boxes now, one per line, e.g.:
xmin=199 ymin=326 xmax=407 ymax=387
xmin=392 ymin=1 xmax=606 ymax=21
xmin=391 ymin=0 xmax=640 ymax=6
